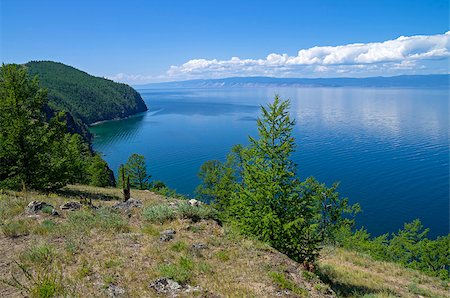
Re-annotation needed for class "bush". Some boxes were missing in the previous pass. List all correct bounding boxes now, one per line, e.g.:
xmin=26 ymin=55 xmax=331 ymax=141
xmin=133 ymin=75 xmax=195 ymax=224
xmin=177 ymin=202 xmax=218 ymax=222
xmin=268 ymin=271 xmax=307 ymax=296
xmin=143 ymin=205 xmax=176 ymax=224
xmin=64 ymin=208 xmax=130 ymax=234
xmin=158 ymin=256 xmax=194 ymax=284
xmin=1 ymin=219 xmax=31 ymax=238
xmin=22 ymin=244 xmax=56 ymax=266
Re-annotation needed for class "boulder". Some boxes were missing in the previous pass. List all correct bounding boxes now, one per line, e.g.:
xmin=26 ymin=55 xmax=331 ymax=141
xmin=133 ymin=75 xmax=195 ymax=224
xmin=25 ymin=201 xmax=54 ymax=214
xmin=111 ymin=198 xmax=143 ymax=210
xmin=188 ymin=199 xmax=201 ymax=207
xmin=159 ymin=229 xmax=176 ymax=242
xmin=149 ymin=277 xmax=181 ymax=294
xmin=51 ymin=209 xmax=59 ymax=216
xmin=192 ymin=243 xmax=207 ymax=250
xmin=106 ymin=284 xmax=125 ymax=297
xmin=60 ymin=201 xmax=82 ymax=211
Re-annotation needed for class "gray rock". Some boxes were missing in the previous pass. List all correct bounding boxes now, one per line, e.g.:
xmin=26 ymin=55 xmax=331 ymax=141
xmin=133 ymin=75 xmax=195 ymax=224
xmin=25 ymin=201 xmax=54 ymax=214
xmin=111 ymin=198 xmax=143 ymax=210
xmin=192 ymin=243 xmax=207 ymax=250
xmin=60 ymin=201 xmax=82 ymax=211
xmin=159 ymin=229 xmax=176 ymax=242
xmin=149 ymin=277 xmax=181 ymax=294
xmin=188 ymin=199 xmax=201 ymax=207
xmin=51 ymin=209 xmax=59 ymax=216
xmin=106 ymin=284 xmax=125 ymax=297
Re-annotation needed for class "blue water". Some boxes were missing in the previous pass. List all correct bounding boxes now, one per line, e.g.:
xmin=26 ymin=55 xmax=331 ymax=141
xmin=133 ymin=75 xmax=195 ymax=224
xmin=90 ymin=87 xmax=449 ymax=237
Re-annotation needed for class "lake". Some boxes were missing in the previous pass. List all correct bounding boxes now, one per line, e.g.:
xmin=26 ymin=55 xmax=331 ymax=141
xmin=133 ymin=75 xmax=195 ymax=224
xmin=90 ymin=87 xmax=449 ymax=237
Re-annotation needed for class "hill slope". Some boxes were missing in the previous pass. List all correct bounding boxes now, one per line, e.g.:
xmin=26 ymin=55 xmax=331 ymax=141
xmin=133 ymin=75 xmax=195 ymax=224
xmin=26 ymin=61 xmax=147 ymax=124
xmin=139 ymin=74 xmax=450 ymax=89
xmin=1 ymin=185 xmax=448 ymax=297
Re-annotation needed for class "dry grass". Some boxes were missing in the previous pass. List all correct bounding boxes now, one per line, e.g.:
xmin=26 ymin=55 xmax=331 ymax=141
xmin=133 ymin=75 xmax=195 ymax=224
xmin=0 ymin=185 xmax=331 ymax=297
xmin=1 ymin=185 xmax=448 ymax=297
xmin=319 ymin=247 xmax=450 ymax=298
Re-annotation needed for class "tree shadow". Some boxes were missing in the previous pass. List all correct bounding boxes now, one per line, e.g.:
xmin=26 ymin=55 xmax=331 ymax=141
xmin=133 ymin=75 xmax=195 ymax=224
xmin=316 ymin=266 xmax=396 ymax=297
xmin=55 ymin=188 xmax=120 ymax=201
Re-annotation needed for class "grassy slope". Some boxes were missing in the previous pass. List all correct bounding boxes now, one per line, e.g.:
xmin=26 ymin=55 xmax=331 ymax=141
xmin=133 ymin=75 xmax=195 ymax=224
xmin=0 ymin=185 xmax=448 ymax=297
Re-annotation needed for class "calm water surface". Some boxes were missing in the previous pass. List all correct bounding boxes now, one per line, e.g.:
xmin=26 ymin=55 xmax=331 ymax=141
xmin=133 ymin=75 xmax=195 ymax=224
xmin=91 ymin=87 xmax=449 ymax=237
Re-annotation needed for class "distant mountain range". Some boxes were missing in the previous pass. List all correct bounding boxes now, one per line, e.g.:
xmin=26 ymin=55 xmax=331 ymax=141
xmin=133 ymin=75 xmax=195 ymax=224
xmin=137 ymin=74 xmax=449 ymax=89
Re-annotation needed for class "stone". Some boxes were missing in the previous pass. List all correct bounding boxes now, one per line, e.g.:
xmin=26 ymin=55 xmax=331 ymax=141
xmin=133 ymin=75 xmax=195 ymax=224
xmin=159 ymin=229 xmax=176 ymax=242
xmin=192 ymin=243 xmax=207 ymax=250
xmin=60 ymin=201 xmax=82 ymax=211
xmin=51 ymin=209 xmax=59 ymax=216
xmin=111 ymin=198 xmax=143 ymax=210
xmin=106 ymin=284 xmax=125 ymax=297
xmin=25 ymin=201 xmax=54 ymax=214
xmin=188 ymin=199 xmax=201 ymax=207
xmin=149 ymin=278 xmax=181 ymax=294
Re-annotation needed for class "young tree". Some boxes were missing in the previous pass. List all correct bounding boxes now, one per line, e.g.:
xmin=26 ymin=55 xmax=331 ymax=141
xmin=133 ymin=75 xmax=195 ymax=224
xmin=122 ymin=153 xmax=151 ymax=190
xmin=196 ymin=144 xmax=244 ymax=210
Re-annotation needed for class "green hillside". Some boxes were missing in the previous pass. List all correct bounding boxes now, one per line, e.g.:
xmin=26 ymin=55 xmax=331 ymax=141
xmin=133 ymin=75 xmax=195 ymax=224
xmin=25 ymin=61 xmax=147 ymax=124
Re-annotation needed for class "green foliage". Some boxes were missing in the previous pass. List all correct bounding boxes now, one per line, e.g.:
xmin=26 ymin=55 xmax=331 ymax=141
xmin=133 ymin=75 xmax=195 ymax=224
xmin=268 ymin=271 xmax=307 ymax=296
xmin=26 ymin=61 xmax=147 ymax=124
xmin=87 ymin=154 xmax=113 ymax=187
xmin=119 ymin=154 xmax=151 ymax=190
xmin=177 ymin=202 xmax=218 ymax=222
xmin=64 ymin=208 xmax=130 ymax=234
xmin=143 ymin=204 xmax=176 ymax=224
xmin=1 ymin=219 xmax=31 ymax=238
xmin=337 ymin=220 xmax=450 ymax=280
xmin=0 ymin=63 xmax=113 ymax=191
xmin=195 ymin=144 xmax=243 ymax=210
xmin=170 ymin=241 xmax=188 ymax=252
xmin=21 ymin=244 xmax=56 ymax=266
xmin=158 ymin=256 xmax=194 ymax=284
xmin=195 ymin=96 xmax=357 ymax=267
xmin=143 ymin=202 xmax=218 ymax=224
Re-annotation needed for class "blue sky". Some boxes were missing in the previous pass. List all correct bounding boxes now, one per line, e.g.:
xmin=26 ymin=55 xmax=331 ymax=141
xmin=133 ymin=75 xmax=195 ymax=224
xmin=1 ymin=0 xmax=449 ymax=83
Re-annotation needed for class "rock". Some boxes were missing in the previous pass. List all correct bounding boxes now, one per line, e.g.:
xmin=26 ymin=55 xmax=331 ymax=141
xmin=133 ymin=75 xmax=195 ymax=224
xmin=149 ymin=277 xmax=181 ymax=294
xmin=60 ymin=201 xmax=82 ymax=211
xmin=159 ymin=229 xmax=176 ymax=242
xmin=168 ymin=202 xmax=178 ymax=209
xmin=111 ymin=198 xmax=143 ymax=210
xmin=106 ymin=284 xmax=125 ymax=297
xmin=51 ymin=209 xmax=59 ymax=216
xmin=188 ymin=199 xmax=201 ymax=207
xmin=25 ymin=201 xmax=54 ymax=214
xmin=192 ymin=243 xmax=207 ymax=250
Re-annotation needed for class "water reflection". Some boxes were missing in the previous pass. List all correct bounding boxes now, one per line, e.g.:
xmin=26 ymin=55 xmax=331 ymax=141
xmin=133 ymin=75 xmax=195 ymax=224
xmin=91 ymin=87 xmax=449 ymax=237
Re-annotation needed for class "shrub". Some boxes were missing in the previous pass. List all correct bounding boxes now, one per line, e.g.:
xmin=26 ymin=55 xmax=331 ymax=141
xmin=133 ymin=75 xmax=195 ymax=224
xmin=158 ymin=256 xmax=194 ymax=284
xmin=1 ymin=219 xmax=31 ymax=238
xmin=269 ymin=271 xmax=307 ymax=296
xmin=22 ymin=244 xmax=56 ymax=266
xmin=177 ymin=202 xmax=218 ymax=222
xmin=33 ymin=219 xmax=58 ymax=236
xmin=143 ymin=205 xmax=176 ymax=224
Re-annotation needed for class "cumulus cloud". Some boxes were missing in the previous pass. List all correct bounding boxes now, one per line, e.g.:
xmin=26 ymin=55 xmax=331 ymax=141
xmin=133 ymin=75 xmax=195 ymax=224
xmin=167 ymin=32 xmax=450 ymax=79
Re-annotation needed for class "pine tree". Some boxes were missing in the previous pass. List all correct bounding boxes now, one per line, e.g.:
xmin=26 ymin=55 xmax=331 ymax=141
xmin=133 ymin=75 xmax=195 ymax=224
xmin=121 ymin=154 xmax=151 ymax=190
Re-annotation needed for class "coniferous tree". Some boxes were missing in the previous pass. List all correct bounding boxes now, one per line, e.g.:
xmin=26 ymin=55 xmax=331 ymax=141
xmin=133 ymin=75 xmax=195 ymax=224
xmin=120 ymin=154 xmax=151 ymax=190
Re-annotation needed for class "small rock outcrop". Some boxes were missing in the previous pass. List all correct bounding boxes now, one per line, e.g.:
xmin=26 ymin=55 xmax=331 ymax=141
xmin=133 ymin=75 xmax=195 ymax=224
xmin=192 ymin=243 xmax=207 ymax=250
xmin=106 ymin=284 xmax=126 ymax=297
xmin=25 ymin=201 xmax=53 ymax=214
xmin=149 ymin=278 xmax=181 ymax=294
xmin=149 ymin=278 xmax=201 ymax=295
xmin=188 ymin=199 xmax=201 ymax=207
xmin=111 ymin=198 xmax=143 ymax=210
xmin=159 ymin=229 xmax=176 ymax=242
xmin=60 ymin=201 xmax=82 ymax=211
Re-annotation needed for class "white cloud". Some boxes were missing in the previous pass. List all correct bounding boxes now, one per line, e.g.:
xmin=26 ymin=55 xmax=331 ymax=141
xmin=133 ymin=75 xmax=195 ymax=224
xmin=166 ymin=32 xmax=450 ymax=80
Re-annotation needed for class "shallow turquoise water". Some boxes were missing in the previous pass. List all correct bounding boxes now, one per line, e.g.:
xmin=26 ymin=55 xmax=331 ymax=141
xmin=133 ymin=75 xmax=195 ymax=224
xmin=91 ymin=87 xmax=449 ymax=237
